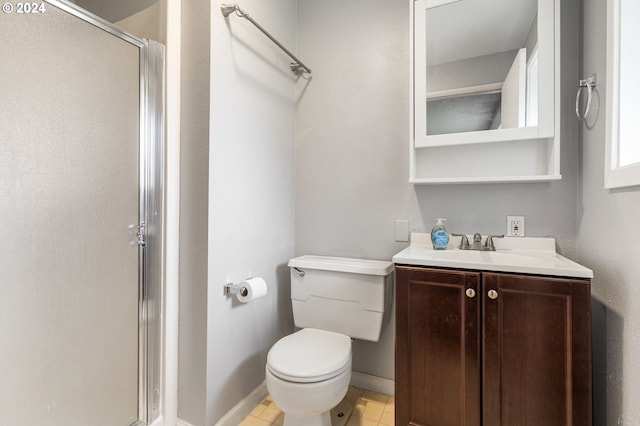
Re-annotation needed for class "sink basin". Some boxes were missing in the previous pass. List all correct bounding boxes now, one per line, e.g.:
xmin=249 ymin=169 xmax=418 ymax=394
xmin=392 ymin=233 xmax=593 ymax=278
xmin=420 ymin=249 xmax=549 ymax=266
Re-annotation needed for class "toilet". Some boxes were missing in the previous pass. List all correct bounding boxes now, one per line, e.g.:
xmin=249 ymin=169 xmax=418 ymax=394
xmin=266 ymin=255 xmax=394 ymax=426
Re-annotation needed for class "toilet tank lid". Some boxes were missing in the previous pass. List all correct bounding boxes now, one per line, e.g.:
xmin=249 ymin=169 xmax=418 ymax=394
xmin=288 ymin=255 xmax=393 ymax=276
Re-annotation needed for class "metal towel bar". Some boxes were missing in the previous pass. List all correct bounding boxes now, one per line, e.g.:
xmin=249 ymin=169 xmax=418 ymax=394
xmin=221 ymin=3 xmax=312 ymax=76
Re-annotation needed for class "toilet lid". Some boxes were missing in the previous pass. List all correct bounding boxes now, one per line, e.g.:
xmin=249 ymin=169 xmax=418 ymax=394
xmin=267 ymin=328 xmax=352 ymax=383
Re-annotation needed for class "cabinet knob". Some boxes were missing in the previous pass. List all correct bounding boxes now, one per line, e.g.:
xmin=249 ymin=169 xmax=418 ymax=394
xmin=488 ymin=289 xmax=499 ymax=300
xmin=465 ymin=288 xmax=476 ymax=298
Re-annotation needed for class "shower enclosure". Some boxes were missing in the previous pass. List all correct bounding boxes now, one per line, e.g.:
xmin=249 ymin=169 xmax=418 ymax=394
xmin=0 ymin=1 xmax=164 ymax=425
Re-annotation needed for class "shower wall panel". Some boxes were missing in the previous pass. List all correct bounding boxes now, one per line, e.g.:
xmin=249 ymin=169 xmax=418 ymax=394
xmin=0 ymin=4 xmax=141 ymax=425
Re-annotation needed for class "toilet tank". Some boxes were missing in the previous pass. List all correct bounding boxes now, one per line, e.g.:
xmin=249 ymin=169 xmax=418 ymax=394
xmin=288 ymin=255 xmax=394 ymax=342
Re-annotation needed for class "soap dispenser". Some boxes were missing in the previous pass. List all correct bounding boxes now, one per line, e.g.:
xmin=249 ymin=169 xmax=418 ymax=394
xmin=431 ymin=218 xmax=449 ymax=250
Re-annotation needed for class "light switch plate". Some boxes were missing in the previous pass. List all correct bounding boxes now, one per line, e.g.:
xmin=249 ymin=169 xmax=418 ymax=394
xmin=395 ymin=220 xmax=410 ymax=242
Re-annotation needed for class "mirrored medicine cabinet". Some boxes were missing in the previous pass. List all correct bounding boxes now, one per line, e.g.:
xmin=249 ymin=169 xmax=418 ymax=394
xmin=410 ymin=0 xmax=561 ymax=184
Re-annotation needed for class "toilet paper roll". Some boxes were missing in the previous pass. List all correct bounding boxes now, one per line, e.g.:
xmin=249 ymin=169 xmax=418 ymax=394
xmin=236 ymin=277 xmax=268 ymax=303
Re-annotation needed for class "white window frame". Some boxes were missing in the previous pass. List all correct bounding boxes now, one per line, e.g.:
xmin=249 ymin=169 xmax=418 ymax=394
xmin=605 ymin=0 xmax=640 ymax=188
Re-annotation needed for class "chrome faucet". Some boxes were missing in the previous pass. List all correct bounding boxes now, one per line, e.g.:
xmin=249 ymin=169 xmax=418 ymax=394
xmin=451 ymin=233 xmax=504 ymax=251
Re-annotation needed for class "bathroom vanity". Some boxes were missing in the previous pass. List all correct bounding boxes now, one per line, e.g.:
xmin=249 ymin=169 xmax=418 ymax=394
xmin=393 ymin=234 xmax=593 ymax=426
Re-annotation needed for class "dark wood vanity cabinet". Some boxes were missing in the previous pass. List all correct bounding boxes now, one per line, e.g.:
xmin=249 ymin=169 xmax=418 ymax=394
xmin=395 ymin=266 xmax=481 ymax=426
xmin=395 ymin=265 xmax=592 ymax=426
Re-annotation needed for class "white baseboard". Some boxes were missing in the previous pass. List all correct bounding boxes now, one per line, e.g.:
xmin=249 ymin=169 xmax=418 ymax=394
xmin=176 ymin=420 xmax=197 ymax=426
xmin=350 ymin=371 xmax=395 ymax=396
xmin=213 ymin=381 xmax=269 ymax=426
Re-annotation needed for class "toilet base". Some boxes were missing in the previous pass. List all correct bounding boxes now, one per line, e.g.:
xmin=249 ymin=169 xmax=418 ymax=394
xmin=283 ymin=411 xmax=331 ymax=426
xmin=265 ymin=362 xmax=351 ymax=426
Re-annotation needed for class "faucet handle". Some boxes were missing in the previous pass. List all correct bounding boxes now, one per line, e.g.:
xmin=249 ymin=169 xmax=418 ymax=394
xmin=484 ymin=234 xmax=504 ymax=251
xmin=451 ymin=233 xmax=470 ymax=249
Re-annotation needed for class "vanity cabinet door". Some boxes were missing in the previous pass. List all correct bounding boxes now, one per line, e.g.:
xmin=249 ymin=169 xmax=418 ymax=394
xmin=482 ymin=273 xmax=592 ymax=426
xmin=396 ymin=266 xmax=481 ymax=426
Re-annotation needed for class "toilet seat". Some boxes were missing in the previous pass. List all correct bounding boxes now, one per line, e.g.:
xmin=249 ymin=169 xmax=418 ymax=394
xmin=267 ymin=328 xmax=351 ymax=383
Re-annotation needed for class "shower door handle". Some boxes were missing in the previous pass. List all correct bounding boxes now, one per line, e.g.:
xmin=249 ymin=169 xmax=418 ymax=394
xmin=128 ymin=223 xmax=146 ymax=247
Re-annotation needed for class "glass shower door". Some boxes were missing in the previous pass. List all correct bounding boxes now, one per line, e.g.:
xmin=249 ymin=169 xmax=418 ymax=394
xmin=0 ymin=1 xmax=160 ymax=425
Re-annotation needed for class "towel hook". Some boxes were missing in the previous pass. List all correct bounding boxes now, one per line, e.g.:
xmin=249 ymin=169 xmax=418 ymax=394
xmin=576 ymin=74 xmax=597 ymax=121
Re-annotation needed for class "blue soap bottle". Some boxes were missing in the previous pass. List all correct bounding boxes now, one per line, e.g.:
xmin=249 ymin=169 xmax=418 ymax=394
xmin=431 ymin=218 xmax=449 ymax=250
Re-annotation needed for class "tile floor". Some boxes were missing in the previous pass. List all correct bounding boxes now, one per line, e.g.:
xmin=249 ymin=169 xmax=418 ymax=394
xmin=239 ymin=386 xmax=394 ymax=426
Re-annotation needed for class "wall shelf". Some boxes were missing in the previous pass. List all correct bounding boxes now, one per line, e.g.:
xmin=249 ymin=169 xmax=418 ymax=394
xmin=410 ymin=175 xmax=562 ymax=185
xmin=410 ymin=135 xmax=560 ymax=184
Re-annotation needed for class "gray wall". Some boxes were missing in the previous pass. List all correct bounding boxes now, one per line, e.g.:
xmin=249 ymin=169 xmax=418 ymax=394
xmin=74 ymin=0 xmax=156 ymax=23
xmin=427 ymin=49 xmax=519 ymax=92
xmin=178 ymin=0 xmax=210 ymax=423
xmin=578 ymin=0 xmax=640 ymax=424
xmin=295 ymin=0 xmax=580 ymax=381
xmin=75 ymin=0 xmax=163 ymax=42
xmin=206 ymin=0 xmax=296 ymax=423
xmin=179 ymin=0 xmax=297 ymax=424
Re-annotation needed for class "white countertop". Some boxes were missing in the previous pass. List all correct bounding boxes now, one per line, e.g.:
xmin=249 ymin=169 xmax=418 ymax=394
xmin=392 ymin=233 xmax=593 ymax=279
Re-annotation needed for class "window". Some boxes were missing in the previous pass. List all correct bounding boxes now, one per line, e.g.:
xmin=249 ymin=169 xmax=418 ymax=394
xmin=605 ymin=0 xmax=640 ymax=188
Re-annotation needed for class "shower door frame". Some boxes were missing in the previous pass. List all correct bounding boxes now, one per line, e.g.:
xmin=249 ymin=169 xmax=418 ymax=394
xmin=43 ymin=1 xmax=166 ymax=424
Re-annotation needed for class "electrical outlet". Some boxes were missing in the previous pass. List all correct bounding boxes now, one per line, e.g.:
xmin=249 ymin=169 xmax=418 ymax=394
xmin=507 ymin=216 xmax=525 ymax=237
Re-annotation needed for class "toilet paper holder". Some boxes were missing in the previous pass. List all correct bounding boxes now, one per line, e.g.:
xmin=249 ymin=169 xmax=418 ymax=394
xmin=223 ymin=282 xmax=249 ymax=297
